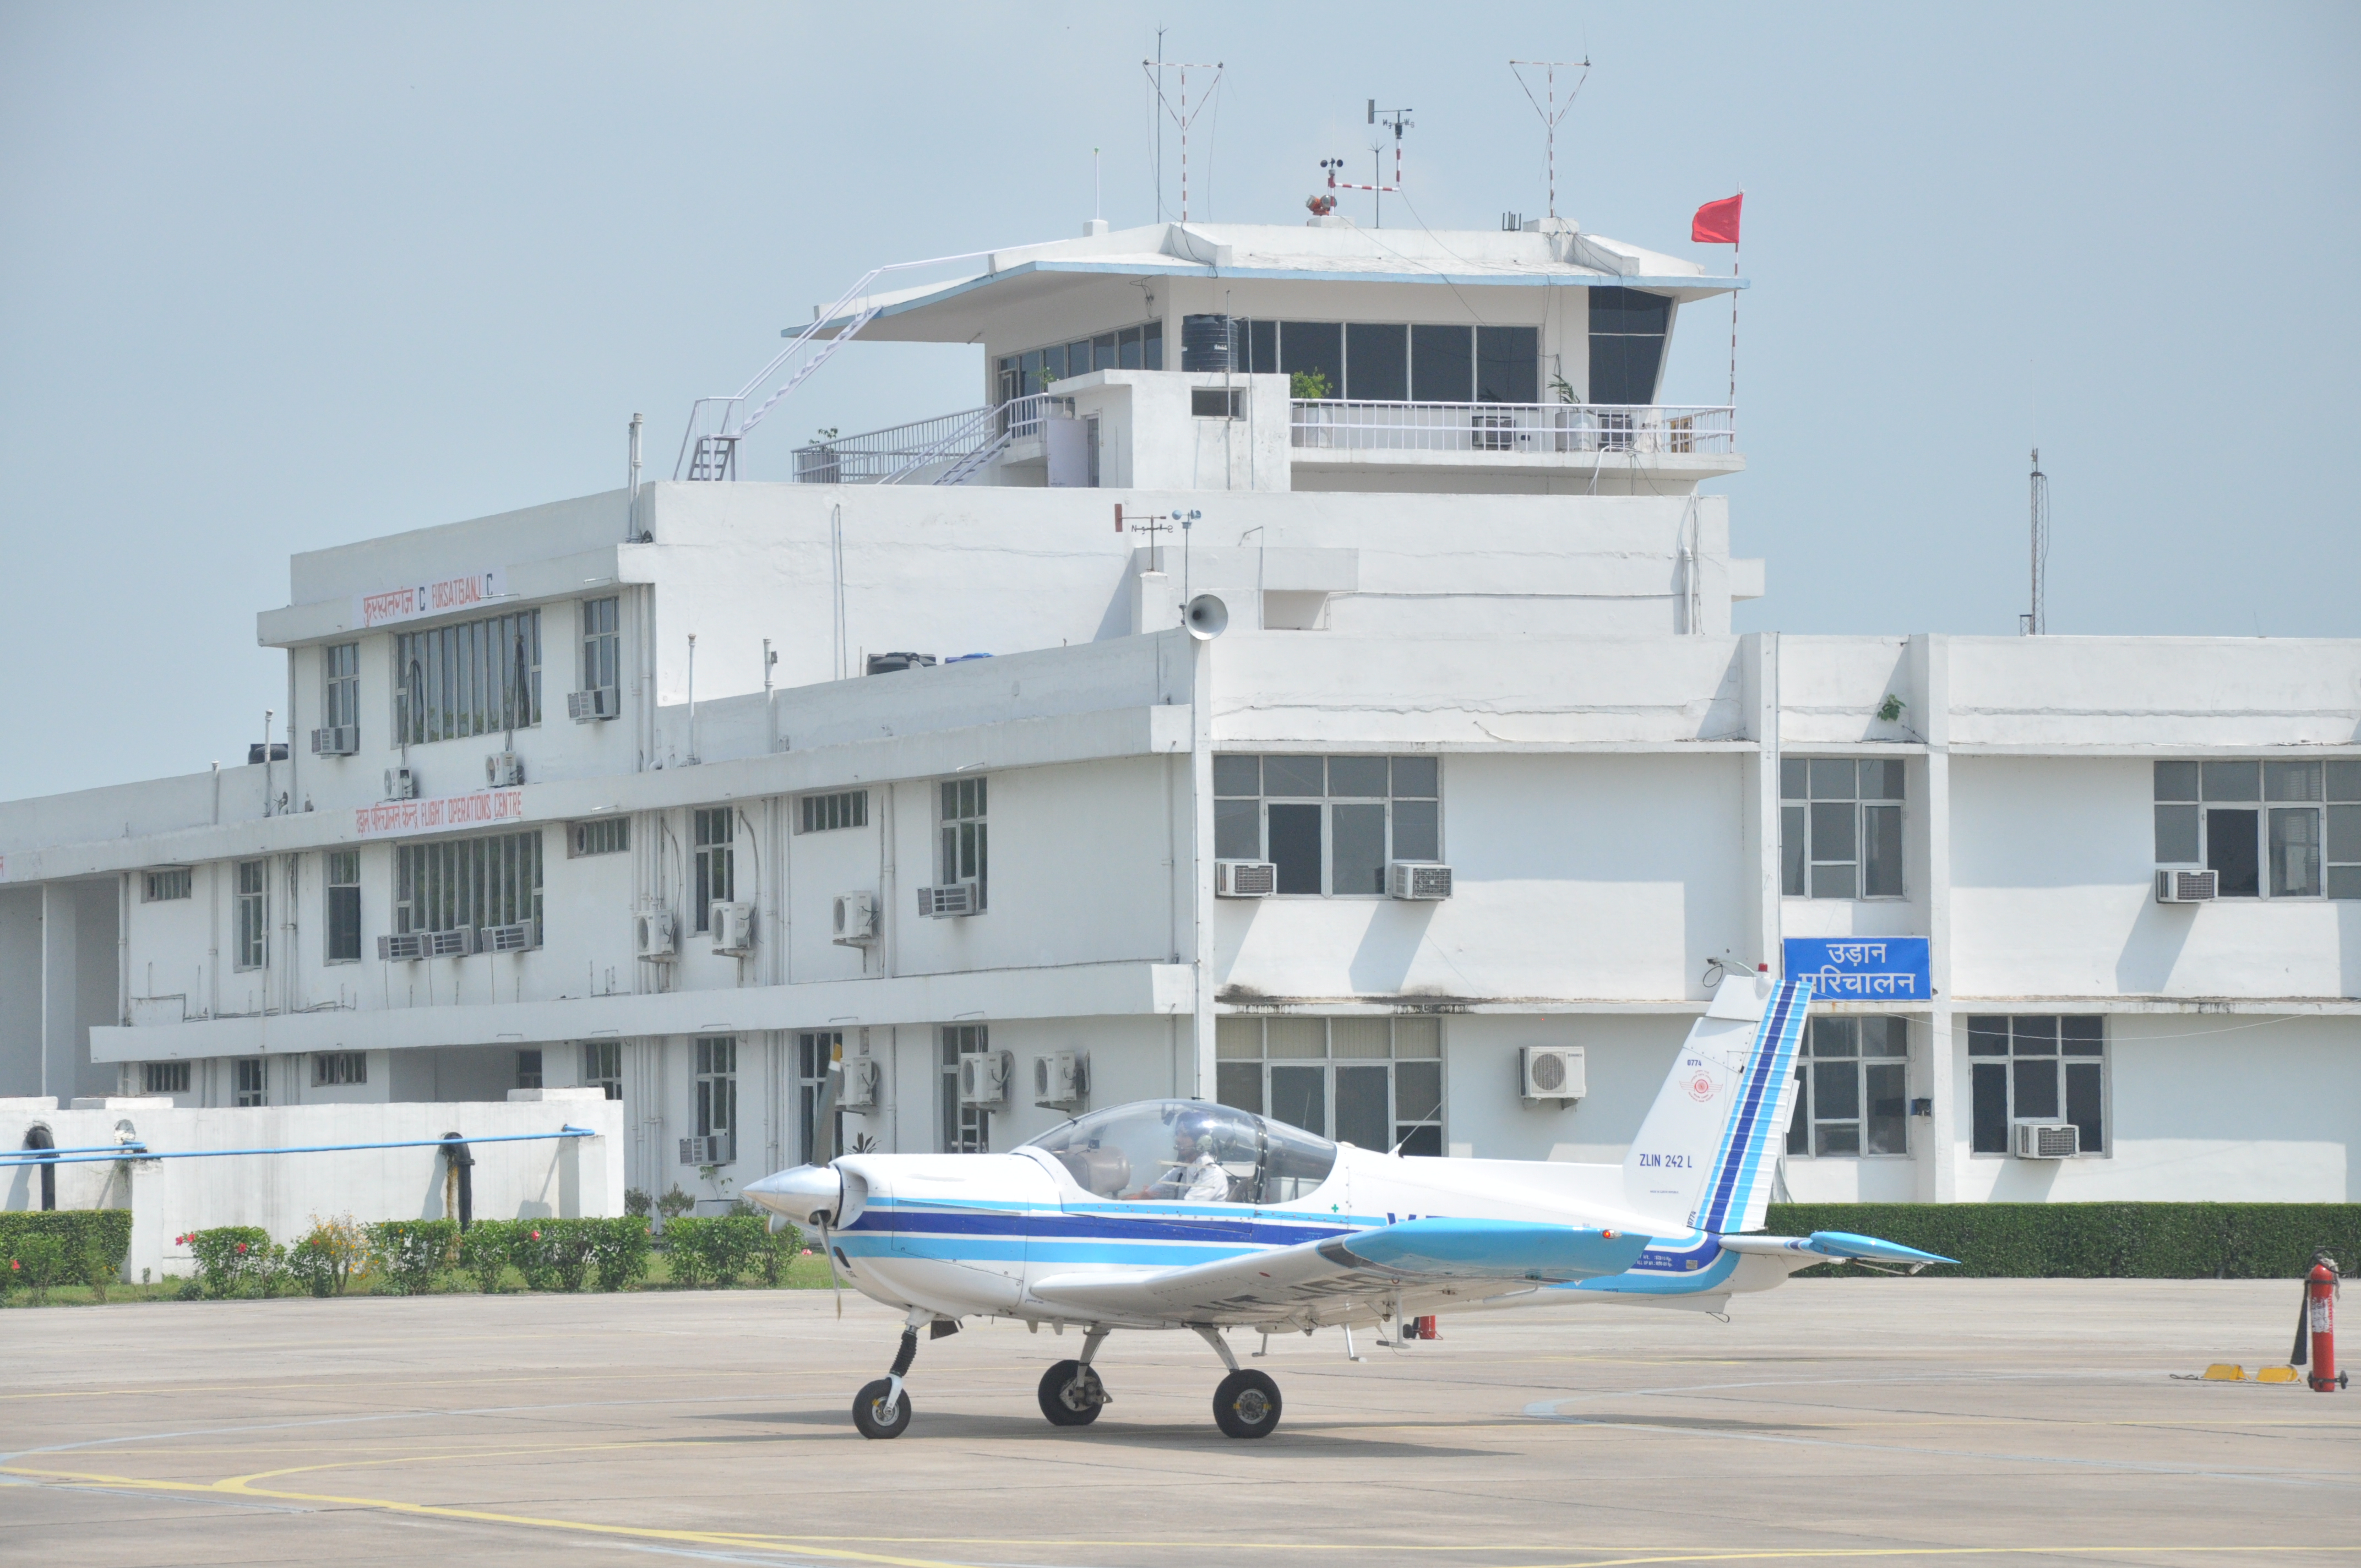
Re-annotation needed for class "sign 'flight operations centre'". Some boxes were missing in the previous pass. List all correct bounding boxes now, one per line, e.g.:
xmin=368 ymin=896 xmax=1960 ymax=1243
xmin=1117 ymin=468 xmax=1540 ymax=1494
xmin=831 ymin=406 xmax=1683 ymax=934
xmin=1782 ymin=937 xmax=1931 ymax=1000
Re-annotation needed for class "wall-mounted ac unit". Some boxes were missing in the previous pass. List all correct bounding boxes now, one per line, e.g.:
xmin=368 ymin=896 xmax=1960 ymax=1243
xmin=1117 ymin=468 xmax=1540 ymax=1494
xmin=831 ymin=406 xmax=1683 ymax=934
xmin=311 ymin=725 xmax=358 ymax=756
xmin=1520 ymin=1045 xmax=1586 ymax=1103
xmin=567 ymin=687 xmax=620 ymax=722
xmin=426 ymin=928 xmax=478 ymax=958
xmin=917 ymin=882 xmax=982 ymax=918
xmin=378 ymin=932 xmax=428 ymax=962
xmin=480 ymin=921 xmax=535 ymax=954
xmin=958 ymin=1049 xmax=1013 ymax=1107
xmin=1388 ymin=862 xmax=1455 ymax=901
xmin=635 ymin=908 xmax=677 ymax=961
xmin=832 ymin=891 xmax=878 ymax=947
xmin=2014 ymin=1121 xmax=2079 ymax=1159
xmin=2156 ymin=868 xmax=2218 ymax=903
xmin=836 ymin=1055 xmax=880 ymax=1111
xmin=1034 ymin=1050 xmax=1089 ymax=1110
xmin=710 ymin=901 xmax=755 ymax=955
xmin=384 ymin=766 xmax=419 ymax=800
xmin=1215 ymin=860 xmax=1277 ymax=898
xmin=679 ymin=1133 xmax=736 ymax=1166
xmin=485 ymin=752 xmax=525 ymax=787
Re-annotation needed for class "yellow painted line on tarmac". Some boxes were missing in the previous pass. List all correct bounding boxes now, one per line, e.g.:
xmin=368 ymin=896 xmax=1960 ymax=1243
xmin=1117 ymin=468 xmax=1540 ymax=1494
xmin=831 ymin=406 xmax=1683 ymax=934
xmin=0 ymin=1364 xmax=843 ymax=1401
xmin=1522 ymin=1551 xmax=2361 ymax=1567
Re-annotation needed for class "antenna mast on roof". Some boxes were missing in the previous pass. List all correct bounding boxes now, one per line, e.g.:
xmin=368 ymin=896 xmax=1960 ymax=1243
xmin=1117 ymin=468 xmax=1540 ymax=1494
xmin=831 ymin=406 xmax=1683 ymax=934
xmin=1509 ymin=58 xmax=1590 ymax=221
xmin=1143 ymin=56 xmax=1223 ymax=222
xmin=2020 ymin=448 xmax=2049 ymax=635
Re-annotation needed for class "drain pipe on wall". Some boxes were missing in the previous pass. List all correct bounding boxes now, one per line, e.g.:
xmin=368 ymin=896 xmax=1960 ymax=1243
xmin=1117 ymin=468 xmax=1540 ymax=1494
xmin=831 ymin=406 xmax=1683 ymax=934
xmin=686 ymin=633 xmax=699 ymax=765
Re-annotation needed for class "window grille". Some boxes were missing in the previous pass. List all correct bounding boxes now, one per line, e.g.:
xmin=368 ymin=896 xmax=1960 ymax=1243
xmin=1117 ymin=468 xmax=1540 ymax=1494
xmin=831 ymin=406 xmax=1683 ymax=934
xmin=233 ymin=859 xmax=266 ymax=971
xmin=233 ymin=1058 xmax=266 ymax=1107
xmin=798 ymin=1031 xmax=844 ymax=1164
xmin=323 ymin=641 xmax=360 ymax=732
xmin=143 ymin=868 xmax=192 ymax=902
xmin=394 ymin=609 xmax=541 ymax=745
xmin=1781 ymin=758 xmax=1905 ymax=900
xmin=313 ymin=1051 xmax=367 ymax=1086
xmin=515 ymin=1048 xmax=542 ymax=1090
xmin=694 ymin=1036 xmax=737 ymax=1160
xmin=940 ymin=1024 xmax=991 ymax=1153
xmin=1968 ymin=1016 xmax=2106 ymax=1155
xmin=939 ymin=779 xmax=987 ymax=896
xmin=569 ymin=818 xmax=630 ymax=857
xmin=798 ymin=791 xmax=869 ymax=834
xmin=394 ymin=831 xmax=543 ymax=937
xmin=143 ymin=1061 xmax=190 ymax=1095
xmin=581 ymin=1041 xmax=622 ymax=1101
xmin=693 ymin=808 xmax=733 ymax=931
xmin=1785 ymin=1016 xmax=1910 ymax=1158
xmin=1213 ymin=1015 xmax=1444 ymax=1155
xmin=2157 ymin=759 xmax=2360 ymax=899
xmin=581 ymin=597 xmax=620 ymax=692
xmin=325 ymin=850 xmax=361 ymax=962
xmin=1214 ymin=755 xmax=1439 ymax=896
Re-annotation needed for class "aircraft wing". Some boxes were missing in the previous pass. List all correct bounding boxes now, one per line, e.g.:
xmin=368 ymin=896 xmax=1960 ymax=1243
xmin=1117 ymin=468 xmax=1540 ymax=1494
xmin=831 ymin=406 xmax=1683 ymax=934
xmin=1027 ymin=1217 xmax=1650 ymax=1325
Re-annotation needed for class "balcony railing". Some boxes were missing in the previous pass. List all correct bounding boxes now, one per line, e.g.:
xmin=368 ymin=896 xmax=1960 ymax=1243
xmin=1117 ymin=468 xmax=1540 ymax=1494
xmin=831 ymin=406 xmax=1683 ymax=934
xmin=1290 ymin=401 xmax=1734 ymax=458
xmin=793 ymin=393 xmax=1073 ymax=483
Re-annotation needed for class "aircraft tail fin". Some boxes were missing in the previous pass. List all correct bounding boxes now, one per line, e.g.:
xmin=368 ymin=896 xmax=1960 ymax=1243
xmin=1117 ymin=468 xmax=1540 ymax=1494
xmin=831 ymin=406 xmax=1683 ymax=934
xmin=1622 ymin=973 xmax=1812 ymax=1234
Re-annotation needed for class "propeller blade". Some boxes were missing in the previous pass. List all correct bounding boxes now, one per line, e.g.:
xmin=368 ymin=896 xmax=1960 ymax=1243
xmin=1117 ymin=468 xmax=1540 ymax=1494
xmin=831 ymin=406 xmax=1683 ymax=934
xmin=820 ymin=1217 xmax=844 ymax=1319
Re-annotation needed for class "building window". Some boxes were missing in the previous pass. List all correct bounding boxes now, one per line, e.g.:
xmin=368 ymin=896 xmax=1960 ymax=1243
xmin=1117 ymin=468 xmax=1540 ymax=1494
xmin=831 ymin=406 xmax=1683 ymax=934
xmin=798 ymin=791 xmax=868 ymax=834
xmin=394 ymin=608 xmax=541 ymax=745
xmin=1785 ymin=1016 xmax=1909 ymax=1158
xmin=694 ymin=1036 xmax=737 ymax=1161
xmin=394 ymin=830 xmax=543 ymax=939
xmin=581 ymin=596 xmax=619 ymax=693
xmin=940 ymin=1024 xmax=991 ymax=1153
xmin=1238 ymin=320 xmax=1539 ymax=404
xmin=323 ymin=641 xmax=360 ymax=737
xmin=798 ymin=1031 xmax=844 ymax=1164
xmin=692 ymin=808 xmax=733 ymax=932
xmin=1587 ymin=287 xmax=1672 ymax=405
xmin=1191 ymin=387 xmax=1244 ymax=419
xmin=515 ymin=1048 xmax=543 ymax=1090
xmin=325 ymin=850 xmax=361 ymax=963
xmin=939 ymin=778 xmax=987 ymax=898
xmin=233 ymin=1058 xmax=266 ymax=1107
xmin=1214 ymin=754 xmax=1440 ymax=896
xmin=143 ymin=1061 xmax=190 ymax=1095
xmin=1781 ymin=758 xmax=1905 ymax=900
xmin=233 ymin=859 xmax=266 ymax=970
xmin=569 ymin=817 xmax=629 ymax=857
xmin=1214 ymin=1015 xmax=1444 ymax=1155
xmin=2157 ymin=759 xmax=2360 ymax=899
xmin=581 ymin=1041 xmax=622 ymax=1101
xmin=1968 ymin=1016 xmax=2105 ymax=1156
xmin=995 ymin=320 xmax=1162 ymax=401
xmin=313 ymin=1051 xmax=367 ymax=1086
xmin=142 ymin=867 xmax=192 ymax=902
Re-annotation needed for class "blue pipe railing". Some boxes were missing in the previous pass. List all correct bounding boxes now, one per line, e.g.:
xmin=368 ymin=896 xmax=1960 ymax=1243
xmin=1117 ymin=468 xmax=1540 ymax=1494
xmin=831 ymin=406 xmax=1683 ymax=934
xmin=9 ymin=1141 xmax=155 ymax=1158
xmin=0 ymin=1126 xmax=595 ymax=1169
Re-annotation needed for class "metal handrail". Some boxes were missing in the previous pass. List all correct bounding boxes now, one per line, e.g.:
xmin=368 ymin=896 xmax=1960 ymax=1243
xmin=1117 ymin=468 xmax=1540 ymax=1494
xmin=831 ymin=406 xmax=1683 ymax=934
xmin=793 ymin=393 xmax=1073 ymax=484
xmin=1289 ymin=400 xmax=1735 ymax=456
xmin=0 ymin=1125 xmax=596 ymax=1169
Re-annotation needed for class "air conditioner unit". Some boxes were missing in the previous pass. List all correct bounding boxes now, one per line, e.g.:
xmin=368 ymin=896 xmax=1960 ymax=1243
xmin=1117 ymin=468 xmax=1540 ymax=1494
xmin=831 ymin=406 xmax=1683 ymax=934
xmin=426 ymin=928 xmax=478 ymax=958
xmin=1388 ymin=862 xmax=1455 ymax=901
xmin=2156 ymin=868 xmax=2219 ymax=903
xmin=1520 ymin=1045 xmax=1586 ymax=1103
xmin=377 ymin=932 xmax=428 ymax=962
xmin=635 ymin=908 xmax=677 ymax=961
xmin=710 ymin=901 xmax=755 ymax=955
xmin=2014 ymin=1121 xmax=2080 ymax=1159
xmin=1215 ymin=860 xmax=1277 ymax=898
xmin=1033 ymin=1050 xmax=1089 ymax=1110
xmin=958 ymin=1049 xmax=1013 ymax=1107
xmin=480 ymin=921 xmax=535 ymax=954
xmin=917 ymin=882 xmax=982 ymax=918
xmin=384 ymin=766 xmax=419 ymax=800
xmin=831 ymin=890 xmax=878 ymax=947
xmin=485 ymin=752 xmax=525 ymax=787
xmin=836 ymin=1055 xmax=880 ymax=1112
xmin=310 ymin=725 xmax=358 ymax=756
xmin=679 ymin=1133 xmax=736 ymax=1166
xmin=567 ymin=686 xmax=621 ymax=722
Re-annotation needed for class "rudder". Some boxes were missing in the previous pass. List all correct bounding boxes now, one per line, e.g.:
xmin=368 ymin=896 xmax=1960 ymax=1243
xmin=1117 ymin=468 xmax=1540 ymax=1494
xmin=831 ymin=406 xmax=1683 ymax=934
xmin=1622 ymin=973 xmax=1813 ymax=1233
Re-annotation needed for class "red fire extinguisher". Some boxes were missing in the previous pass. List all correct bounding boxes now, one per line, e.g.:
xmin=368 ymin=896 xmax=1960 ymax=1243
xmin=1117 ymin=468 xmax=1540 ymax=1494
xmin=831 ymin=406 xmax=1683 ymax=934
xmin=2294 ymin=1252 xmax=2346 ymax=1393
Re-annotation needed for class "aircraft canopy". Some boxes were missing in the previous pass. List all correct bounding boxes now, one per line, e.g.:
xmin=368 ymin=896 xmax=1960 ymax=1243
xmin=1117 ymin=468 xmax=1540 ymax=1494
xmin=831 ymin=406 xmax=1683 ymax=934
xmin=1022 ymin=1099 xmax=1336 ymax=1206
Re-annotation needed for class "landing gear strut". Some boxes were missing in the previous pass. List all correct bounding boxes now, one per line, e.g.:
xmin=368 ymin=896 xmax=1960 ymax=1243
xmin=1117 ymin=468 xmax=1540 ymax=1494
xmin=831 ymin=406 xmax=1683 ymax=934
xmin=1196 ymin=1324 xmax=1283 ymax=1439
xmin=853 ymin=1311 xmax=934 ymax=1439
xmin=1038 ymin=1326 xmax=1112 ymax=1426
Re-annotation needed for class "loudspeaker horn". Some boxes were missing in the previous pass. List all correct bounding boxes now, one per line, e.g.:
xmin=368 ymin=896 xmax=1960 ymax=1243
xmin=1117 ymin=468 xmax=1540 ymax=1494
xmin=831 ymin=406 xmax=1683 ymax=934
xmin=1184 ymin=594 xmax=1229 ymax=640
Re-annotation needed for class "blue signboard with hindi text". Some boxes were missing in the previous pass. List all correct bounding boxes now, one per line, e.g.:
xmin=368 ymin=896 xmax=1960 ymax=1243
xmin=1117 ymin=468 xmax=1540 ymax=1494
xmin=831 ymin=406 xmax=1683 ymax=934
xmin=1782 ymin=937 xmax=1932 ymax=1002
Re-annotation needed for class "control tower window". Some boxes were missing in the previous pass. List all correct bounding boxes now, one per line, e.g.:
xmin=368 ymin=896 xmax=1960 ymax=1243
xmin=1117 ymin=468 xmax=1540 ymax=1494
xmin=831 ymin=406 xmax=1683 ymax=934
xmin=1588 ymin=287 xmax=1671 ymax=405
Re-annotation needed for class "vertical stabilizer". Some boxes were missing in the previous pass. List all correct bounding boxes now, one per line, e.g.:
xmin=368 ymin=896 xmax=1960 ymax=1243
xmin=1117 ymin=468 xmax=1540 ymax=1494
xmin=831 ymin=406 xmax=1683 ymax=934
xmin=1623 ymin=974 xmax=1813 ymax=1233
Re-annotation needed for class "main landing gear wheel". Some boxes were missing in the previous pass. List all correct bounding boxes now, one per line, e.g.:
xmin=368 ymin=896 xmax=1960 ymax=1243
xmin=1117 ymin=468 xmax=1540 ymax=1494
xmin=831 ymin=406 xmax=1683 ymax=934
xmin=1212 ymin=1369 xmax=1282 ymax=1439
xmin=1037 ymin=1359 xmax=1107 ymax=1427
xmin=853 ymin=1378 xmax=912 ymax=1440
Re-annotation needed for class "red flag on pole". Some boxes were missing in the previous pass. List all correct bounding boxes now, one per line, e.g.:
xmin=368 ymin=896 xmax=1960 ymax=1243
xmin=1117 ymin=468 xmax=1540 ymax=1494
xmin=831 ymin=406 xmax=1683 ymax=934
xmin=1691 ymin=193 xmax=1743 ymax=244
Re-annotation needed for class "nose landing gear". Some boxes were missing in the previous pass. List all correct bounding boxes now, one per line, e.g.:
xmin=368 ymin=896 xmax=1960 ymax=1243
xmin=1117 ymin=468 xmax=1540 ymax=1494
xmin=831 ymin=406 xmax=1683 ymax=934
xmin=852 ymin=1315 xmax=931 ymax=1440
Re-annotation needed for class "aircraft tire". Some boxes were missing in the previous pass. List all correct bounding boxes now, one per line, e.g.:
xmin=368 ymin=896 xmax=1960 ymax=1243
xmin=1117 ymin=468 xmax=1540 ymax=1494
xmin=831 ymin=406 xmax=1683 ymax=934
xmin=1037 ymin=1360 xmax=1105 ymax=1427
xmin=852 ymin=1378 xmax=912 ymax=1439
xmin=1211 ymin=1369 xmax=1282 ymax=1439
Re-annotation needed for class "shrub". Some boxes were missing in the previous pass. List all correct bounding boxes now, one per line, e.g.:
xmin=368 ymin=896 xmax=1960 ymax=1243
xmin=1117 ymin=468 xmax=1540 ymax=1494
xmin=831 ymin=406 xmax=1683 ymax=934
xmin=1762 ymin=1203 xmax=2361 ymax=1279
xmin=186 ymin=1227 xmax=279 ymax=1299
xmin=663 ymin=1215 xmax=780 ymax=1288
xmin=0 ymin=1212 xmax=133 ymax=1303
xmin=584 ymin=1217 xmax=653 ymax=1291
xmin=285 ymin=1216 xmax=371 ymax=1298
xmin=366 ymin=1220 xmax=459 ymax=1294
xmin=624 ymin=1188 xmax=652 ymax=1219
xmin=456 ymin=1219 xmax=520 ymax=1292
xmin=655 ymin=1186 xmax=697 ymax=1222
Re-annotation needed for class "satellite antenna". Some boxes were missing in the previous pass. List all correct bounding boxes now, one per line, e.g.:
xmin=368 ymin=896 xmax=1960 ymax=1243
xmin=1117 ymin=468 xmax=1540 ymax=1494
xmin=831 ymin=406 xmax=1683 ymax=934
xmin=1509 ymin=58 xmax=1590 ymax=221
xmin=1143 ymin=57 xmax=1224 ymax=221
xmin=2020 ymin=448 xmax=2049 ymax=635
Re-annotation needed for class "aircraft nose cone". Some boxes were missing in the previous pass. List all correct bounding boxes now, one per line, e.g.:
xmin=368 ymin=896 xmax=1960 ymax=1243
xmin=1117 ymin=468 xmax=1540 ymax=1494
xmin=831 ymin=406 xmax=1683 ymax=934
xmin=743 ymin=1163 xmax=841 ymax=1223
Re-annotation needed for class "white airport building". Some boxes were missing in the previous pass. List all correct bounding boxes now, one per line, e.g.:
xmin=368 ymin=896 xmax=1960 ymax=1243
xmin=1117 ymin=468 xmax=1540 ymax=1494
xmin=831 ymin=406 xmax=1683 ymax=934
xmin=4 ymin=215 xmax=2357 ymax=1218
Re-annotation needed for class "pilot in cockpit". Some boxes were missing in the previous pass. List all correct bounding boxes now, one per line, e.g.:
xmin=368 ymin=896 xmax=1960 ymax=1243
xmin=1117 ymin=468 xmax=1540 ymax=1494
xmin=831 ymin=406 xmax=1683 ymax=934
xmin=1144 ymin=1110 xmax=1234 ymax=1202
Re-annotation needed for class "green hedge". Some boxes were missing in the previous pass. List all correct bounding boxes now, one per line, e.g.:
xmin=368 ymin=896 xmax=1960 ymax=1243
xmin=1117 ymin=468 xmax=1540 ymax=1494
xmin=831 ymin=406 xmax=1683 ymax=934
xmin=663 ymin=1215 xmax=797 ymax=1288
xmin=2 ymin=1211 xmax=133 ymax=1302
xmin=367 ymin=1219 xmax=459 ymax=1294
xmin=185 ymin=1226 xmax=279 ymax=1298
xmin=1764 ymin=1203 xmax=2361 ymax=1278
xmin=460 ymin=1217 xmax=652 ymax=1293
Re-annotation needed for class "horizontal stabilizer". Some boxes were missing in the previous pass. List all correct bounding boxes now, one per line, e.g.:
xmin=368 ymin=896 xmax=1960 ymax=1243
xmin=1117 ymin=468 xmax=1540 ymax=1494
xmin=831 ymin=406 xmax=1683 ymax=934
xmin=1316 ymin=1218 xmax=1649 ymax=1281
xmin=1717 ymin=1230 xmax=1956 ymax=1267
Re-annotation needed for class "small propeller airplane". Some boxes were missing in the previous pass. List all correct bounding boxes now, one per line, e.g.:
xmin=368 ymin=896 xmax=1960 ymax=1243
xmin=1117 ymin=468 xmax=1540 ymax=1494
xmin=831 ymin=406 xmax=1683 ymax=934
xmin=747 ymin=969 xmax=1952 ymax=1440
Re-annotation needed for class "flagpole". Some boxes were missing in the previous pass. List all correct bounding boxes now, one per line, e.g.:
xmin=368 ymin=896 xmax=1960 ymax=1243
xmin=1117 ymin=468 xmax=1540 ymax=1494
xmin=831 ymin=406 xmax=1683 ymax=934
xmin=1728 ymin=198 xmax=1741 ymax=443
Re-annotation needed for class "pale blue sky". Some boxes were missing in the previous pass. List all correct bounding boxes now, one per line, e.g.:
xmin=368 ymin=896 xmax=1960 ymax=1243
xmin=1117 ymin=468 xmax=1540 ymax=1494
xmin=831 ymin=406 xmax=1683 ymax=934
xmin=2 ymin=2 xmax=2354 ymax=799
